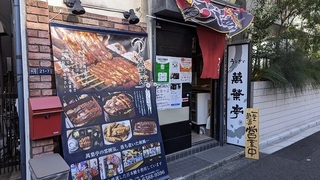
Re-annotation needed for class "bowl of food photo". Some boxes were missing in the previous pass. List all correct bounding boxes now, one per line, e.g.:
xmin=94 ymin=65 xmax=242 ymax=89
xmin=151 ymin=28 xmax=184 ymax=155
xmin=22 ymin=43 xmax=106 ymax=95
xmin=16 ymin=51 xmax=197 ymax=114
xmin=103 ymin=92 xmax=135 ymax=122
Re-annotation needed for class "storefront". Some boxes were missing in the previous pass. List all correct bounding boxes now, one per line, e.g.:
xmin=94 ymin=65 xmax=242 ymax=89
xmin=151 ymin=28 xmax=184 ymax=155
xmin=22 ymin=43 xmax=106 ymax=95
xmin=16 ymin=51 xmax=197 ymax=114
xmin=21 ymin=0 xmax=253 ymax=179
xmin=148 ymin=0 xmax=254 ymax=154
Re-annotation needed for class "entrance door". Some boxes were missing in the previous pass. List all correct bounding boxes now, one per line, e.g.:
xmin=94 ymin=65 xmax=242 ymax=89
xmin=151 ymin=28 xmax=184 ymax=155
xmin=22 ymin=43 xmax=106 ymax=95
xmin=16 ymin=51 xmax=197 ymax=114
xmin=189 ymin=34 xmax=214 ymax=145
xmin=155 ymin=19 xmax=217 ymax=154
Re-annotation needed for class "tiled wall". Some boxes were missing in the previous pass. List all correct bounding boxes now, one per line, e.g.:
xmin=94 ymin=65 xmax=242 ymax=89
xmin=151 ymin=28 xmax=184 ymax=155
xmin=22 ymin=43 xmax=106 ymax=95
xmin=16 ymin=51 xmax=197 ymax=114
xmin=252 ymin=81 xmax=320 ymax=144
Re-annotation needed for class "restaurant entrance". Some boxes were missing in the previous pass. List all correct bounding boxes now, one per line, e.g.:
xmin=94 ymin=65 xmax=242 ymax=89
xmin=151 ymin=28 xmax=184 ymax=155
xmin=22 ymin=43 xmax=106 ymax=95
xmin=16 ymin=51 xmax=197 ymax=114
xmin=155 ymin=19 xmax=220 ymax=153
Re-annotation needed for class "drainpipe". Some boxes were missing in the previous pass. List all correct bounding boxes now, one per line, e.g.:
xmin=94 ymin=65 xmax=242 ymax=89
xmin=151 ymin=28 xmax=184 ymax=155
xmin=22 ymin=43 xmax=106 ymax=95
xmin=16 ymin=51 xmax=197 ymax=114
xmin=13 ymin=0 xmax=26 ymax=179
xmin=219 ymin=44 xmax=227 ymax=146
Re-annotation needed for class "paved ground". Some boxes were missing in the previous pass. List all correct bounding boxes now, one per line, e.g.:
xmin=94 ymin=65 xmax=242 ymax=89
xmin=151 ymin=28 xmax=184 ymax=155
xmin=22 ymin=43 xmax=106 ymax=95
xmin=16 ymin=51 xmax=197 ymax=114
xmin=202 ymin=130 xmax=320 ymax=180
xmin=167 ymin=145 xmax=243 ymax=180
xmin=0 ymin=170 xmax=20 ymax=180
xmin=1 ymin=124 xmax=319 ymax=180
xmin=168 ymin=123 xmax=320 ymax=180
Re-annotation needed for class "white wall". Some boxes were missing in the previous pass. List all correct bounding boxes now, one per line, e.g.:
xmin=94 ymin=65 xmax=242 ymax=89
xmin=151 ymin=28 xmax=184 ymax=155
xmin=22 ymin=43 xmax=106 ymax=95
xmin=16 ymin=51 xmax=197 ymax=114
xmin=252 ymin=81 xmax=320 ymax=145
xmin=48 ymin=0 xmax=148 ymax=23
xmin=158 ymin=107 xmax=189 ymax=125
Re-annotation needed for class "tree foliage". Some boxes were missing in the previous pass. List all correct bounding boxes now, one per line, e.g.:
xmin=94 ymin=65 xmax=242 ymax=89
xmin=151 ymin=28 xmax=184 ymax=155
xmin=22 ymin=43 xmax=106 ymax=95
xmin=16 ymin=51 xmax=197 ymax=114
xmin=247 ymin=0 xmax=320 ymax=91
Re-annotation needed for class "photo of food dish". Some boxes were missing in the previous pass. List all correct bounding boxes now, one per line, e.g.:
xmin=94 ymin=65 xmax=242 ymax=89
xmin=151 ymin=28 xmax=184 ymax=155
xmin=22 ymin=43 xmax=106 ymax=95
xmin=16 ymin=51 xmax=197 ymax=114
xmin=67 ymin=126 xmax=103 ymax=154
xmin=98 ymin=152 xmax=124 ymax=179
xmin=122 ymin=147 xmax=144 ymax=172
xmin=142 ymin=142 xmax=161 ymax=158
xmin=70 ymin=158 xmax=99 ymax=180
xmin=132 ymin=118 xmax=157 ymax=136
xmin=51 ymin=27 xmax=151 ymax=93
xmin=64 ymin=95 xmax=103 ymax=128
xmin=142 ymin=142 xmax=162 ymax=162
xmin=102 ymin=120 xmax=132 ymax=145
xmin=103 ymin=92 xmax=135 ymax=122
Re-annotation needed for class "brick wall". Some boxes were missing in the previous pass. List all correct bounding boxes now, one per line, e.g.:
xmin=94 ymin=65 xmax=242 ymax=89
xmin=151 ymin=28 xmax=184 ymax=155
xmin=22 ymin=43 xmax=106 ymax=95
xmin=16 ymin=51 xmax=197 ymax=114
xmin=26 ymin=0 xmax=147 ymax=157
xmin=26 ymin=0 xmax=53 ymax=97
xmin=31 ymin=138 xmax=54 ymax=157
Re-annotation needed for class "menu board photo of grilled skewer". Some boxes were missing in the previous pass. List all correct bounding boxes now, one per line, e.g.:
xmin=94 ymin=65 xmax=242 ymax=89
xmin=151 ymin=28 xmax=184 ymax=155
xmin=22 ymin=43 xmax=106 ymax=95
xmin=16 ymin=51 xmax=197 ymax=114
xmin=51 ymin=24 xmax=151 ymax=93
xmin=51 ymin=22 xmax=169 ymax=180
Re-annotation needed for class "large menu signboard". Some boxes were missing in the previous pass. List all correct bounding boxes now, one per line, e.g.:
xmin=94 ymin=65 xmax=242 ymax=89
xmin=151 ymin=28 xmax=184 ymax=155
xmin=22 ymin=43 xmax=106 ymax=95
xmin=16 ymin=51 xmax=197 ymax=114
xmin=50 ymin=23 xmax=169 ymax=180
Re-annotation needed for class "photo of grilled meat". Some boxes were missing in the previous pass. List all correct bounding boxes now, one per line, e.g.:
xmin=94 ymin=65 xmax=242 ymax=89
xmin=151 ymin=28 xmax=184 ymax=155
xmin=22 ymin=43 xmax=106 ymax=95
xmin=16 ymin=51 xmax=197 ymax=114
xmin=52 ymin=27 xmax=113 ymax=65
xmin=86 ymin=58 xmax=140 ymax=88
xmin=133 ymin=119 xmax=157 ymax=136
xmin=103 ymin=93 xmax=135 ymax=122
xmin=65 ymin=96 xmax=102 ymax=127
xmin=51 ymin=26 xmax=150 ymax=91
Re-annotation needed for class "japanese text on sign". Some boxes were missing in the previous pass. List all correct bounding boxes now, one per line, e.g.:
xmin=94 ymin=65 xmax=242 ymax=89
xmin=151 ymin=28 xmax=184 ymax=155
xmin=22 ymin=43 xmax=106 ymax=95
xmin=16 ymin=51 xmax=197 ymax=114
xmin=245 ymin=108 xmax=259 ymax=160
xmin=226 ymin=43 xmax=250 ymax=146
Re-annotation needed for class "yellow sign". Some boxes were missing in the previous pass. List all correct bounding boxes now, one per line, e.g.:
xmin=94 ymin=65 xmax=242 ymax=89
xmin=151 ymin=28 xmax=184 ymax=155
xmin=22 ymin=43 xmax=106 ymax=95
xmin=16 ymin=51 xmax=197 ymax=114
xmin=245 ymin=108 xmax=259 ymax=159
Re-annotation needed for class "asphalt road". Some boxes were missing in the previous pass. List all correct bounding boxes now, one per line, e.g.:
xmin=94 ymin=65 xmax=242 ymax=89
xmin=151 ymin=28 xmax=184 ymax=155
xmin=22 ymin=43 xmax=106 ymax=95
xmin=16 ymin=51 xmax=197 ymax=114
xmin=203 ymin=131 xmax=320 ymax=180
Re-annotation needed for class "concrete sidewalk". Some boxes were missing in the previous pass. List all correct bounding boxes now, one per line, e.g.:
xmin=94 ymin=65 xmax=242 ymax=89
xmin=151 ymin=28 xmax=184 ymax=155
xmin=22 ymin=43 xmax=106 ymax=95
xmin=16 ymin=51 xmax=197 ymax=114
xmin=167 ymin=145 xmax=244 ymax=180
xmin=167 ymin=123 xmax=320 ymax=180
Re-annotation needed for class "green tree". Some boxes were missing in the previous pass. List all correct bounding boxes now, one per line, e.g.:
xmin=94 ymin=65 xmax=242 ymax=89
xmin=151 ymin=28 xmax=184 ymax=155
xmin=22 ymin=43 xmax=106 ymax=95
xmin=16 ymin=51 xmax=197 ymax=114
xmin=248 ymin=0 xmax=320 ymax=91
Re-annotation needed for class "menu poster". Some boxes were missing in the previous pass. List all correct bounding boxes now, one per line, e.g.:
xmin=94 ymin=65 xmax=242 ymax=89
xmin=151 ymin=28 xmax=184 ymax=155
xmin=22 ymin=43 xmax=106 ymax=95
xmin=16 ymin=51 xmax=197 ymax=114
xmin=169 ymin=58 xmax=180 ymax=83
xmin=51 ymin=23 xmax=169 ymax=180
xmin=155 ymin=56 xmax=192 ymax=84
xmin=155 ymin=84 xmax=171 ymax=110
xmin=155 ymin=56 xmax=170 ymax=82
xmin=155 ymin=56 xmax=191 ymax=110
xmin=170 ymin=83 xmax=182 ymax=109
xmin=179 ymin=57 xmax=192 ymax=83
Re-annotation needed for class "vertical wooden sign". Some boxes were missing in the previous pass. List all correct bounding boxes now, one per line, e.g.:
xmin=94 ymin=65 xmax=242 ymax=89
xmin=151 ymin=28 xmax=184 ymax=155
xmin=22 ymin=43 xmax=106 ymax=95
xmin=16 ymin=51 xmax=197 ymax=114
xmin=245 ymin=108 xmax=259 ymax=159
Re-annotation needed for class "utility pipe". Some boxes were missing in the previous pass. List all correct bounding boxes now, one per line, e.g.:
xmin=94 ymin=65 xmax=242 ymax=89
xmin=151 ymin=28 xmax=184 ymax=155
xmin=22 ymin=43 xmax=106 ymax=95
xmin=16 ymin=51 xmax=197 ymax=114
xmin=218 ymin=44 xmax=226 ymax=146
xmin=13 ymin=0 xmax=26 ymax=179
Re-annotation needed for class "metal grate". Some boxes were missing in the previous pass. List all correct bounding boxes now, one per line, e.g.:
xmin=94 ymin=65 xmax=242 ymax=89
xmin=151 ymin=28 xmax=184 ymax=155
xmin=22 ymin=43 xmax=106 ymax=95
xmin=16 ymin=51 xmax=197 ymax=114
xmin=0 ymin=93 xmax=20 ymax=174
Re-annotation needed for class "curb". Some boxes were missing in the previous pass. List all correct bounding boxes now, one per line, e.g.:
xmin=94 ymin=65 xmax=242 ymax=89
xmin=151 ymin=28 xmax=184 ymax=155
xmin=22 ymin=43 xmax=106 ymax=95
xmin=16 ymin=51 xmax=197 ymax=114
xmin=259 ymin=119 xmax=320 ymax=149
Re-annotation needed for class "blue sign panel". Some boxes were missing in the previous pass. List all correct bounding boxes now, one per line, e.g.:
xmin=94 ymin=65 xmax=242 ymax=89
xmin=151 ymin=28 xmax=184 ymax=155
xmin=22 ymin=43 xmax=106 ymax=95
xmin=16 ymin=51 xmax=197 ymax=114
xmin=29 ymin=67 xmax=51 ymax=75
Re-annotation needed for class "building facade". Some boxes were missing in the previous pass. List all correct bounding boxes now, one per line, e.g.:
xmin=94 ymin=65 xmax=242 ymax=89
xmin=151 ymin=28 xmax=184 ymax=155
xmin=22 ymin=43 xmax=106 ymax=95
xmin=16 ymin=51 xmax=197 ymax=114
xmin=18 ymin=0 xmax=253 ymax=179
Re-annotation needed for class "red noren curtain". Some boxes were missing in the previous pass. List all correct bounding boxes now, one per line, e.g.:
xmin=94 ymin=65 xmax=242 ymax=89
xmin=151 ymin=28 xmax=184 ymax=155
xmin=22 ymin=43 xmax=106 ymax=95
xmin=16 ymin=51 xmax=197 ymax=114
xmin=196 ymin=26 xmax=226 ymax=79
